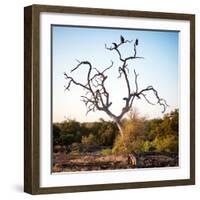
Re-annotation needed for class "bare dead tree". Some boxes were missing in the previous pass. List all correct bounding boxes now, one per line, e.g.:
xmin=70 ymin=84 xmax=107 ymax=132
xmin=64 ymin=35 xmax=168 ymax=152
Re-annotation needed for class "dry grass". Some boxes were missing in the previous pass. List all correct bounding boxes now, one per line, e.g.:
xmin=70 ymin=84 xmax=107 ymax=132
xmin=53 ymin=153 xmax=130 ymax=172
xmin=52 ymin=152 xmax=178 ymax=172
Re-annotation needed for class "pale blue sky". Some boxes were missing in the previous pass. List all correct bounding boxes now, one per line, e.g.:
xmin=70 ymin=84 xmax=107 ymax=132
xmin=52 ymin=25 xmax=179 ymax=122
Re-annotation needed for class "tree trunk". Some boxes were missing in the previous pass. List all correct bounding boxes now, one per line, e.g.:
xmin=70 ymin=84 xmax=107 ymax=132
xmin=115 ymin=120 xmax=127 ymax=149
xmin=115 ymin=121 xmax=124 ymax=138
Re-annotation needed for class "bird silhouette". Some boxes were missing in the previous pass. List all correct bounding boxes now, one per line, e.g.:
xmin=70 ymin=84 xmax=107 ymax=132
xmin=120 ymin=35 xmax=125 ymax=43
xmin=135 ymin=39 xmax=139 ymax=46
xmin=112 ymin=42 xmax=117 ymax=48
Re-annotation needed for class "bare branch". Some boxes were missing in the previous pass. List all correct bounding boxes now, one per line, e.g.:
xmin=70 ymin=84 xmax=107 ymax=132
xmin=136 ymin=86 xmax=169 ymax=113
xmin=105 ymin=36 xmax=143 ymax=63
xmin=64 ymin=35 xmax=168 ymax=127
xmin=64 ymin=60 xmax=117 ymax=118
xmin=140 ymin=93 xmax=155 ymax=105
xmin=105 ymin=38 xmax=133 ymax=50
xmin=134 ymin=69 xmax=139 ymax=93
xmin=64 ymin=72 xmax=89 ymax=91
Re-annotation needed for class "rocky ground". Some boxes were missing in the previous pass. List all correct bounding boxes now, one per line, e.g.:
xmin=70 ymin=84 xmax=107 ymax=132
xmin=52 ymin=151 xmax=178 ymax=172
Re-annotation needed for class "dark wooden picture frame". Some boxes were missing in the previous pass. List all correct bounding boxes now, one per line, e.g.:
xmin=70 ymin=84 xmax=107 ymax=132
xmin=24 ymin=4 xmax=195 ymax=195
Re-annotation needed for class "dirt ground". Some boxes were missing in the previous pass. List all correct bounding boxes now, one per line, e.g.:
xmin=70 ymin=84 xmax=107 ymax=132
xmin=52 ymin=152 xmax=178 ymax=172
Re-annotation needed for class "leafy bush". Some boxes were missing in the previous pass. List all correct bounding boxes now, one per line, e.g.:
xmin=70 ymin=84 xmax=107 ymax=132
xmin=141 ymin=109 xmax=178 ymax=153
xmin=58 ymin=119 xmax=82 ymax=146
xmin=141 ymin=141 xmax=156 ymax=152
xmin=53 ymin=109 xmax=178 ymax=154
xmin=112 ymin=110 xmax=146 ymax=154
xmin=53 ymin=124 xmax=61 ymax=145
xmin=153 ymin=135 xmax=178 ymax=153
xmin=60 ymin=134 xmax=74 ymax=146
xmin=81 ymin=134 xmax=96 ymax=145
xmin=101 ymin=148 xmax=112 ymax=155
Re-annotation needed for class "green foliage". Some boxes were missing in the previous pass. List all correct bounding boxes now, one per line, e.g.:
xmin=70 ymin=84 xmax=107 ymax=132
xmin=80 ymin=121 xmax=118 ymax=146
xmin=81 ymin=134 xmax=97 ymax=145
xmin=142 ymin=109 xmax=178 ymax=153
xmin=144 ymin=118 xmax=163 ymax=141
xmin=141 ymin=140 xmax=156 ymax=152
xmin=58 ymin=119 xmax=82 ymax=146
xmin=112 ymin=111 xmax=146 ymax=154
xmin=101 ymin=148 xmax=112 ymax=155
xmin=153 ymin=134 xmax=178 ymax=152
xmin=53 ymin=119 xmax=118 ymax=148
xmin=53 ymin=124 xmax=61 ymax=145
xmin=53 ymin=109 xmax=178 ymax=154
xmin=96 ymin=121 xmax=118 ymax=146
xmin=60 ymin=134 xmax=74 ymax=146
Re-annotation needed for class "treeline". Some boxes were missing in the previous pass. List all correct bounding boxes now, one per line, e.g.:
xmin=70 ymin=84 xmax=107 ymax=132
xmin=53 ymin=109 xmax=178 ymax=154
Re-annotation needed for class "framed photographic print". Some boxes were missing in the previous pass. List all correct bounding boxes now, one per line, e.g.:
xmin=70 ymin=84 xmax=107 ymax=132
xmin=24 ymin=4 xmax=195 ymax=194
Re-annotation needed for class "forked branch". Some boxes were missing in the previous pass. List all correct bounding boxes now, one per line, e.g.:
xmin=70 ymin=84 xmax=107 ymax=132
xmin=64 ymin=35 xmax=168 ymax=123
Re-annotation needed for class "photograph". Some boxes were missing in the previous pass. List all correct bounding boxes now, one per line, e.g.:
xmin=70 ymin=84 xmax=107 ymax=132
xmin=24 ymin=5 xmax=195 ymax=194
xmin=52 ymin=25 xmax=179 ymax=173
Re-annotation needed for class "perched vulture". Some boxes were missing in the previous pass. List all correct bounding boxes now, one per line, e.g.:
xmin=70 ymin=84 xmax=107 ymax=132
xmin=135 ymin=39 xmax=139 ymax=46
xmin=120 ymin=35 xmax=125 ymax=43
xmin=112 ymin=42 xmax=117 ymax=48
